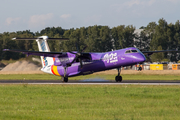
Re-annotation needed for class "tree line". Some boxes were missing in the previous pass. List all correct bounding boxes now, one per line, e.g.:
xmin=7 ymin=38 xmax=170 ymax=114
xmin=1 ymin=18 xmax=180 ymax=62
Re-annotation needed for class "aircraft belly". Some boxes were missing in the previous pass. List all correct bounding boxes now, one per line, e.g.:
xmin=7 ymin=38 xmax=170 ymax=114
xmin=52 ymin=65 xmax=79 ymax=77
xmin=80 ymin=61 xmax=107 ymax=73
xmin=68 ymin=61 xmax=106 ymax=76
xmin=43 ymin=58 xmax=137 ymax=78
xmin=65 ymin=66 xmax=79 ymax=77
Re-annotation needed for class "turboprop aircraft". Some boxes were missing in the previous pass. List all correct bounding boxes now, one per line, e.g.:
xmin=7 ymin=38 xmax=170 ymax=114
xmin=3 ymin=36 xmax=179 ymax=82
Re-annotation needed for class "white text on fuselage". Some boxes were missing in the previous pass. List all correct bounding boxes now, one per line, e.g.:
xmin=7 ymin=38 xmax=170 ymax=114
xmin=103 ymin=53 xmax=118 ymax=63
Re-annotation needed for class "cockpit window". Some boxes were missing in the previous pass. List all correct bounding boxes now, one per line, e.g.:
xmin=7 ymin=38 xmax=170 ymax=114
xmin=125 ymin=49 xmax=138 ymax=54
xmin=125 ymin=50 xmax=131 ymax=53
xmin=131 ymin=50 xmax=137 ymax=53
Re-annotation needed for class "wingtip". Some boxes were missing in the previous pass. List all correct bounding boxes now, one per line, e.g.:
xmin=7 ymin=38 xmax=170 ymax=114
xmin=3 ymin=49 xmax=9 ymax=51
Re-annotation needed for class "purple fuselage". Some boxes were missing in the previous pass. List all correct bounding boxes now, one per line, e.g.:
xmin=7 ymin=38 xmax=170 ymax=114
xmin=53 ymin=47 xmax=146 ymax=77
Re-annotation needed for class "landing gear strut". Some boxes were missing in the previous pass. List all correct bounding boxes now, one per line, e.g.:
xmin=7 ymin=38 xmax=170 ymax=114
xmin=62 ymin=67 xmax=68 ymax=82
xmin=115 ymin=68 xmax=122 ymax=82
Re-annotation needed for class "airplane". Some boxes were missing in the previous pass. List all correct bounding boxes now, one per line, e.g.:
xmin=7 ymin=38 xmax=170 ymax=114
xmin=3 ymin=36 xmax=179 ymax=82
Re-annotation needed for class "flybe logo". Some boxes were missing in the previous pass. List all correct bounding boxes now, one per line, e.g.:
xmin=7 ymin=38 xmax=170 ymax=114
xmin=103 ymin=53 xmax=118 ymax=63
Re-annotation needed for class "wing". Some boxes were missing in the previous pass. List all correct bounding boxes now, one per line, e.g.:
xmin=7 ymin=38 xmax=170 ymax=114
xmin=3 ymin=49 xmax=67 ymax=58
xmin=3 ymin=49 xmax=92 ymax=61
xmin=142 ymin=50 xmax=180 ymax=56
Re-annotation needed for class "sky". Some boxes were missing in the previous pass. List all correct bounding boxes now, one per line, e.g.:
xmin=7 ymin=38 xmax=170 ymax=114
xmin=1 ymin=0 xmax=180 ymax=33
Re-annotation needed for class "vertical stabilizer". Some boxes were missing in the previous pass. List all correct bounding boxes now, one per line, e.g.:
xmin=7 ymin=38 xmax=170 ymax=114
xmin=36 ymin=36 xmax=54 ymax=68
xmin=11 ymin=36 xmax=69 ymax=68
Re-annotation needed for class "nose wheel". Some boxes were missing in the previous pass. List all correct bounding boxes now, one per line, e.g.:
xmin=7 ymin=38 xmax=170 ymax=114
xmin=115 ymin=76 xmax=122 ymax=82
xmin=115 ymin=68 xmax=122 ymax=82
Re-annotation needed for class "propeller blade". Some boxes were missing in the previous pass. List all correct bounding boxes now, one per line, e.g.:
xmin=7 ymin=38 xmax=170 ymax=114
xmin=79 ymin=58 xmax=83 ymax=68
xmin=81 ymin=45 xmax=87 ymax=53
xmin=68 ymin=55 xmax=78 ymax=66
xmin=76 ymin=43 xmax=80 ymax=53
xmin=67 ymin=44 xmax=88 ymax=68
xmin=69 ymin=51 xmax=76 ymax=54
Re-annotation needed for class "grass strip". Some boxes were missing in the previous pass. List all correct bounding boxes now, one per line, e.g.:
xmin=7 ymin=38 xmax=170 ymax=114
xmin=0 ymin=85 xmax=180 ymax=120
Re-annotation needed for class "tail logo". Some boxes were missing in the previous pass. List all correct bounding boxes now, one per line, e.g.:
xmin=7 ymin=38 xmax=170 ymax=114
xmin=41 ymin=41 xmax=48 ymax=66
xmin=41 ymin=41 xmax=46 ymax=51
xmin=42 ymin=57 xmax=48 ymax=66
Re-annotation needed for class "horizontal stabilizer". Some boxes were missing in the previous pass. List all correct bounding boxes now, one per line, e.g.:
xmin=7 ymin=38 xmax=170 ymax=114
xmin=12 ymin=37 xmax=69 ymax=41
xmin=3 ymin=49 xmax=67 ymax=58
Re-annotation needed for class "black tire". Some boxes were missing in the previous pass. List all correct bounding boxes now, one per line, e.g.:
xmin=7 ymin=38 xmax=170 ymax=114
xmin=115 ymin=76 xmax=119 ymax=82
xmin=115 ymin=76 xmax=122 ymax=82
xmin=64 ymin=77 xmax=68 ymax=82
xmin=118 ymin=76 xmax=122 ymax=82
xmin=61 ymin=77 xmax=68 ymax=82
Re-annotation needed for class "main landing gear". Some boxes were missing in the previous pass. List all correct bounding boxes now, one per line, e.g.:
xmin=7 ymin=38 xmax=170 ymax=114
xmin=115 ymin=68 xmax=122 ymax=82
xmin=61 ymin=77 xmax=68 ymax=82
xmin=61 ymin=67 xmax=68 ymax=82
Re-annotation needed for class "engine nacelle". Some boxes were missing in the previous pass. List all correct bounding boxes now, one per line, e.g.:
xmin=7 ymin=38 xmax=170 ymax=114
xmin=53 ymin=57 xmax=71 ymax=66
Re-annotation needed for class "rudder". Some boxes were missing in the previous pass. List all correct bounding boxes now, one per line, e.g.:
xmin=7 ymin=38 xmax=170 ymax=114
xmin=36 ymin=36 xmax=54 ymax=67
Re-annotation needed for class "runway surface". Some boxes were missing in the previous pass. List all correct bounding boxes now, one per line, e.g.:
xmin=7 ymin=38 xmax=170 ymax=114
xmin=0 ymin=80 xmax=180 ymax=85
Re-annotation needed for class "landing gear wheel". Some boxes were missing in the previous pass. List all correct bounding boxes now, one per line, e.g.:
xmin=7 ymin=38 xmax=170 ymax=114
xmin=61 ymin=77 xmax=68 ymax=82
xmin=64 ymin=77 xmax=68 ymax=82
xmin=115 ymin=76 xmax=122 ymax=82
xmin=115 ymin=67 xmax=122 ymax=82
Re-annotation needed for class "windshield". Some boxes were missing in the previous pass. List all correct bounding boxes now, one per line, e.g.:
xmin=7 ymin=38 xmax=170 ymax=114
xmin=125 ymin=49 xmax=138 ymax=54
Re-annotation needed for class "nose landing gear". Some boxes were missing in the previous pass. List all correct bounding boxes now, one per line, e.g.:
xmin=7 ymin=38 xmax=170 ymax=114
xmin=115 ymin=67 xmax=122 ymax=82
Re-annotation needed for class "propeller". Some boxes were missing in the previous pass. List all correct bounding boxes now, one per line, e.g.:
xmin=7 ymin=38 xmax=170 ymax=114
xmin=67 ymin=45 xmax=88 ymax=68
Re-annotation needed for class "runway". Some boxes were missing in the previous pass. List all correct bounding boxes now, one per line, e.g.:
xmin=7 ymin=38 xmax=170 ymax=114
xmin=0 ymin=80 xmax=180 ymax=85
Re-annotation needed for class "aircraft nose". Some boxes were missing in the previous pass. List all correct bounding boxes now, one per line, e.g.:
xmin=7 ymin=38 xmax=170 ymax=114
xmin=133 ymin=54 xmax=146 ymax=63
xmin=139 ymin=55 xmax=146 ymax=62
